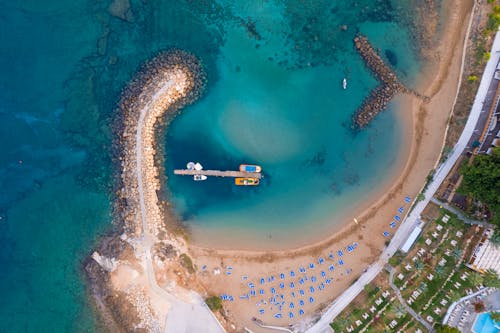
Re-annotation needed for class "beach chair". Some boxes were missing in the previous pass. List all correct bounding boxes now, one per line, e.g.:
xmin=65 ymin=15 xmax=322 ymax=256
xmin=290 ymin=270 xmax=296 ymax=277
xmin=299 ymin=267 xmax=306 ymax=273
xmin=290 ymin=302 xmax=295 ymax=309
xmin=259 ymin=289 xmax=265 ymax=295
xmin=321 ymin=271 xmax=326 ymax=278
xmin=328 ymin=252 xmax=334 ymax=259
xmin=309 ymin=263 xmax=315 ymax=269
xmin=289 ymin=312 xmax=294 ymax=319
xmin=271 ymin=287 xmax=276 ymax=294
xmin=325 ymin=278 xmax=331 ymax=285
xmin=279 ymin=283 xmax=285 ymax=289
xmin=280 ymin=273 xmax=285 ymax=279
xmin=250 ymin=290 xmax=256 ymax=297
xmin=394 ymin=215 xmax=401 ymax=221
xmin=291 ymin=291 xmax=296 ymax=298
xmin=329 ymin=265 xmax=335 ymax=271
xmin=311 ymin=276 xmax=317 ymax=283
xmin=309 ymin=297 xmax=314 ymax=303
xmin=290 ymin=282 xmax=295 ymax=288
xmin=299 ymin=299 xmax=305 ymax=306
xmin=404 ymin=196 xmax=411 ymax=203
xmin=299 ymin=289 xmax=305 ymax=296
xmin=299 ymin=278 xmax=304 ymax=285
xmin=309 ymin=286 xmax=315 ymax=293
xmin=398 ymin=206 xmax=404 ymax=213
xmin=274 ymin=313 xmax=282 ymax=319
xmin=259 ymin=309 xmax=265 ymax=315
xmin=383 ymin=231 xmax=390 ymax=237
xmin=260 ymin=278 xmax=265 ymax=285
xmin=270 ymin=275 xmax=275 ymax=282
xmin=248 ymin=282 xmax=255 ymax=288
xmin=299 ymin=309 xmax=304 ymax=316
xmin=318 ymin=257 xmax=325 ymax=264
xmin=338 ymin=259 xmax=344 ymax=266
xmin=390 ymin=222 xmax=396 ymax=228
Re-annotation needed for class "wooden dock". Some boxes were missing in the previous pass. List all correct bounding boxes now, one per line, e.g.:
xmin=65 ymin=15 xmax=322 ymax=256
xmin=174 ymin=169 xmax=262 ymax=179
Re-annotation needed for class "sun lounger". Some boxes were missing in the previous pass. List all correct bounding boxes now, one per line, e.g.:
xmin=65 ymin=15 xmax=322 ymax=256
xmin=250 ymin=290 xmax=256 ymax=296
xmin=280 ymin=273 xmax=285 ymax=279
xmin=299 ymin=278 xmax=304 ymax=284
xmin=290 ymin=282 xmax=295 ymax=288
xmin=260 ymin=278 xmax=265 ymax=284
xmin=290 ymin=302 xmax=295 ymax=309
xmin=299 ymin=299 xmax=305 ymax=306
xmin=309 ymin=286 xmax=315 ymax=293
xmin=337 ymin=250 xmax=344 ymax=256
xmin=394 ymin=215 xmax=401 ymax=221
xmin=329 ymin=265 xmax=335 ymax=271
xmin=383 ymin=231 xmax=390 ymax=237
xmin=299 ymin=267 xmax=306 ymax=273
xmin=338 ymin=259 xmax=344 ymax=266
xmin=405 ymin=196 xmax=411 ymax=203
xmin=291 ymin=291 xmax=296 ymax=298
xmin=321 ymin=271 xmax=326 ymax=278
xmin=299 ymin=309 xmax=304 ymax=315
xmin=248 ymin=282 xmax=255 ymax=288
xmin=259 ymin=289 xmax=265 ymax=295
xmin=271 ymin=287 xmax=276 ymax=294
xmin=259 ymin=309 xmax=264 ymax=314
xmin=311 ymin=276 xmax=317 ymax=282
xmin=299 ymin=289 xmax=305 ymax=295
xmin=274 ymin=313 xmax=282 ymax=319
xmin=227 ymin=266 xmax=232 ymax=270
xmin=289 ymin=312 xmax=294 ymax=318
xmin=309 ymin=263 xmax=315 ymax=269
xmin=290 ymin=270 xmax=295 ymax=277
xmin=318 ymin=257 xmax=325 ymax=264
xmin=398 ymin=206 xmax=404 ymax=213
xmin=279 ymin=283 xmax=285 ymax=289
xmin=390 ymin=222 xmax=396 ymax=228
xmin=325 ymin=278 xmax=331 ymax=284
xmin=329 ymin=252 xmax=334 ymax=259
xmin=309 ymin=297 xmax=314 ymax=303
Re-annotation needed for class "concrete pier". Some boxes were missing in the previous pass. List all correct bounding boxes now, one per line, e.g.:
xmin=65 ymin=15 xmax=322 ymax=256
xmin=174 ymin=169 xmax=262 ymax=179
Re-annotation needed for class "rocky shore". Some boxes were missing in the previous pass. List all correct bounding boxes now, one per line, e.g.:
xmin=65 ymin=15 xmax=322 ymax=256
xmin=353 ymin=35 xmax=427 ymax=128
xmin=85 ymin=50 xmax=208 ymax=332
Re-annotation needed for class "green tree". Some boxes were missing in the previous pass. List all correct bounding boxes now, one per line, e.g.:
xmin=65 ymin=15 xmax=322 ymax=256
xmin=436 ymin=265 xmax=446 ymax=278
xmin=390 ymin=303 xmax=407 ymax=318
xmin=459 ymin=148 xmax=500 ymax=225
xmin=435 ymin=324 xmax=461 ymax=333
xmin=414 ymin=260 xmax=425 ymax=272
xmin=483 ymin=269 xmax=500 ymax=288
xmin=491 ymin=228 xmax=500 ymax=246
xmin=469 ymin=272 xmax=484 ymax=287
xmin=205 ymin=296 xmax=223 ymax=312
xmin=490 ymin=311 xmax=500 ymax=323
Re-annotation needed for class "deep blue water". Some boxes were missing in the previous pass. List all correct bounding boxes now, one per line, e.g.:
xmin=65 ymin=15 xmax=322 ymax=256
xmin=0 ymin=0 xmax=424 ymax=331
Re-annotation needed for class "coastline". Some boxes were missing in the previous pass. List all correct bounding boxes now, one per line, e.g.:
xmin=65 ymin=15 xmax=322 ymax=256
xmin=84 ymin=0 xmax=476 ymax=332
xmin=190 ymin=0 xmax=474 ymax=330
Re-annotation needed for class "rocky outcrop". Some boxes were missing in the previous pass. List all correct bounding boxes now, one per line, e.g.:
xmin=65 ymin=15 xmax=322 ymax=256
xmin=353 ymin=35 xmax=427 ymax=128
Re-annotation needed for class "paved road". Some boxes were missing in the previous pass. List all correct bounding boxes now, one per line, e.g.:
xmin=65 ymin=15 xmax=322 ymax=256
xmin=388 ymin=267 xmax=434 ymax=332
xmin=304 ymin=15 xmax=500 ymax=333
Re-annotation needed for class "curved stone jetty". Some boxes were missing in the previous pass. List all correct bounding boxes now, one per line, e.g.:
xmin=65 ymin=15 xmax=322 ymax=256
xmin=353 ymin=35 xmax=426 ymax=128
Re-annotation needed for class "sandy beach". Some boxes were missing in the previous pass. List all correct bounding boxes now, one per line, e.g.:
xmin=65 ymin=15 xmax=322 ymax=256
xmin=189 ymin=0 xmax=475 ymax=331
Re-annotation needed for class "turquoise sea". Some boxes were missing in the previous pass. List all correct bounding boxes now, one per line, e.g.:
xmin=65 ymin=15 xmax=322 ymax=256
xmin=0 ymin=0 xmax=425 ymax=331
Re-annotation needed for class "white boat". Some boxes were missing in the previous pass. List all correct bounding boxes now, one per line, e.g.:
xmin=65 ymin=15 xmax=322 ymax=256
xmin=342 ymin=78 xmax=347 ymax=90
xmin=193 ymin=174 xmax=207 ymax=181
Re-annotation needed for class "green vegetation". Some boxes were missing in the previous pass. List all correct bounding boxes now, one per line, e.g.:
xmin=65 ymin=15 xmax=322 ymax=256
xmin=179 ymin=253 xmax=196 ymax=274
xmin=487 ymin=6 xmax=500 ymax=31
xmin=435 ymin=324 xmax=460 ymax=333
xmin=483 ymin=269 xmax=500 ymax=288
xmin=491 ymin=228 xmax=500 ymax=246
xmin=490 ymin=311 xmax=500 ymax=323
xmin=205 ymin=296 xmax=223 ymax=312
xmin=467 ymin=75 xmax=478 ymax=82
xmin=459 ymin=148 xmax=500 ymax=224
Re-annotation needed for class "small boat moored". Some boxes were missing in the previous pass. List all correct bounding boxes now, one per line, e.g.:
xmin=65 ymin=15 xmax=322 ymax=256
xmin=342 ymin=78 xmax=347 ymax=90
xmin=193 ymin=174 xmax=208 ymax=181
xmin=239 ymin=164 xmax=262 ymax=173
xmin=235 ymin=177 xmax=259 ymax=186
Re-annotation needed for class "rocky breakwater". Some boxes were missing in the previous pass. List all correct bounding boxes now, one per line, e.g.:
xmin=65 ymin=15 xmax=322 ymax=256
xmin=353 ymin=35 xmax=426 ymax=128
xmin=85 ymin=50 xmax=207 ymax=332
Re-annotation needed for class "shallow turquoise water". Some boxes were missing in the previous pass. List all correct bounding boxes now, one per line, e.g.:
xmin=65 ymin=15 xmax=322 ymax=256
xmin=165 ymin=0 xmax=420 ymax=246
xmin=0 ymin=0 xmax=424 ymax=330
